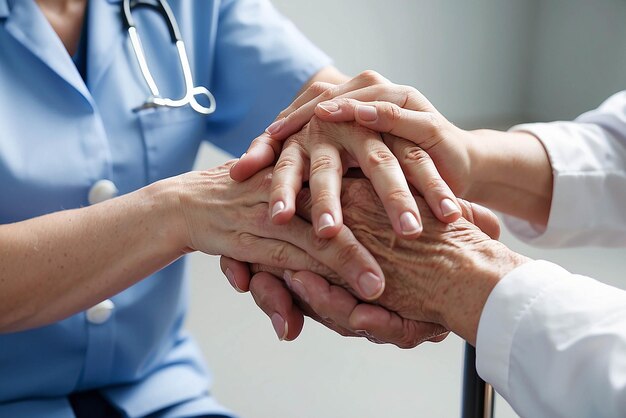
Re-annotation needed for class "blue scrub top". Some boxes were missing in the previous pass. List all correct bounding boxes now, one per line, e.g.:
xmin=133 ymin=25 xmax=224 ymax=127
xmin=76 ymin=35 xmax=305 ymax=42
xmin=0 ymin=0 xmax=331 ymax=417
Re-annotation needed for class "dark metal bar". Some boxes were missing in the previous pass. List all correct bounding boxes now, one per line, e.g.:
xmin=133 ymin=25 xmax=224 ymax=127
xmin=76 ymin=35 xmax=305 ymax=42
xmin=461 ymin=342 xmax=494 ymax=418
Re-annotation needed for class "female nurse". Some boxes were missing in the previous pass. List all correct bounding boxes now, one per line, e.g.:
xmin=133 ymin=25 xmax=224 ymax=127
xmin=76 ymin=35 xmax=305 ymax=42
xmin=0 ymin=1 xmax=452 ymax=417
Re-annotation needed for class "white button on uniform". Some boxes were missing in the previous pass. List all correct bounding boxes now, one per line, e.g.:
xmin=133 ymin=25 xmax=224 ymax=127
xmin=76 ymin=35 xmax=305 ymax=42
xmin=88 ymin=180 xmax=119 ymax=205
xmin=86 ymin=299 xmax=115 ymax=325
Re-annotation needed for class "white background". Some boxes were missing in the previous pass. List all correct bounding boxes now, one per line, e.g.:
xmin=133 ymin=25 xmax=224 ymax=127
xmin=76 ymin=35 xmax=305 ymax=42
xmin=186 ymin=1 xmax=626 ymax=417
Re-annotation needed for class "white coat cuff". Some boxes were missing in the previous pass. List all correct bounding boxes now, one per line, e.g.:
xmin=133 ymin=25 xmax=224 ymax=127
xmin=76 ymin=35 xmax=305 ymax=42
xmin=475 ymin=260 xmax=569 ymax=400
xmin=504 ymin=122 xmax=626 ymax=247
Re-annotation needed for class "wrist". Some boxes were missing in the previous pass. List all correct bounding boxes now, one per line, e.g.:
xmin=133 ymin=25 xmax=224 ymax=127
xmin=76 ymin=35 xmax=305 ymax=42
xmin=433 ymin=240 xmax=529 ymax=345
xmin=140 ymin=177 xmax=193 ymax=256
xmin=463 ymin=129 xmax=498 ymax=201
xmin=462 ymin=129 xmax=554 ymax=224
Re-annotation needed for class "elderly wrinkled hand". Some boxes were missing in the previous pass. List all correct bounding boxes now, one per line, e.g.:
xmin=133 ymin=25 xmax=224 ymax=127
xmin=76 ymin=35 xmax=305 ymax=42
xmin=242 ymin=175 xmax=527 ymax=347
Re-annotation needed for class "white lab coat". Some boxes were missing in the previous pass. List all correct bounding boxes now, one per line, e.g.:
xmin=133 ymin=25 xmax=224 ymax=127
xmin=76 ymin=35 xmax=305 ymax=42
xmin=475 ymin=91 xmax=626 ymax=418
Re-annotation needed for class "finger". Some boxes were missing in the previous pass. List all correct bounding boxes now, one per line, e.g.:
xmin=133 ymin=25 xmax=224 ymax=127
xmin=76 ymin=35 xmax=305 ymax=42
xmin=348 ymin=304 xmax=449 ymax=349
xmin=280 ymin=82 xmax=337 ymax=119
xmin=248 ymin=272 xmax=305 ymax=341
xmin=229 ymin=233 xmax=334 ymax=279
xmin=313 ymin=83 xmax=435 ymax=116
xmin=267 ymin=70 xmax=391 ymax=141
xmin=237 ymin=197 xmax=385 ymax=301
xmin=288 ymin=271 xmax=448 ymax=349
xmin=264 ymin=213 xmax=385 ymax=301
xmin=308 ymin=140 xmax=344 ymax=238
xmin=229 ymin=81 xmax=337 ymax=183
xmin=343 ymin=130 xmax=423 ymax=238
xmin=268 ymin=136 xmax=308 ymax=225
xmin=219 ymin=256 xmax=251 ymax=293
xmin=386 ymin=136 xmax=462 ymax=223
xmin=457 ymin=199 xmax=501 ymax=240
xmin=315 ymin=98 xmax=443 ymax=150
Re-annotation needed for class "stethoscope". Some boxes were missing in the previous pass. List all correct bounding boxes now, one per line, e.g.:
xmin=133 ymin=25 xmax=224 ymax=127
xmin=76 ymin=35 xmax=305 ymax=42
xmin=122 ymin=0 xmax=216 ymax=115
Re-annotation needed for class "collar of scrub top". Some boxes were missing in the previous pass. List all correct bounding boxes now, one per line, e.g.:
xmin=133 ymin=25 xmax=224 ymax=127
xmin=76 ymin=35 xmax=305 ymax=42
xmin=1 ymin=0 xmax=216 ymax=116
xmin=0 ymin=0 xmax=9 ymax=18
xmin=121 ymin=0 xmax=217 ymax=115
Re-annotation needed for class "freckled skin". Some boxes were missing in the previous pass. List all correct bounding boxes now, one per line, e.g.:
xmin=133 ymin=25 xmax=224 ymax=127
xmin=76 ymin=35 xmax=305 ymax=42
xmin=324 ymin=179 xmax=498 ymax=325
xmin=257 ymin=176 xmax=526 ymax=342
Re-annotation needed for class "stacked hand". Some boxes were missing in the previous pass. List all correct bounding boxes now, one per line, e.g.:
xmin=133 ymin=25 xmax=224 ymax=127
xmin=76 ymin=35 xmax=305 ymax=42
xmin=234 ymin=175 xmax=521 ymax=347
xmin=222 ymin=72 xmax=531 ymax=347
xmin=231 ymin=71 xmax=474 ymax=237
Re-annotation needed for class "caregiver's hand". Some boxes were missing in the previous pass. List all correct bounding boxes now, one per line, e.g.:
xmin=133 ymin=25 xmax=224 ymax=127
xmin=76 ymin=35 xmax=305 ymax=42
xmin=311 ymin=90 xmax=472 ymax=198
xmin=231 ymin=72 xmax=462 ymax=239
xmin=268 ymin=119 xmax=427 ymax=239
xmin=231 ymin=70 xmax=391 ymax=182
xmin=220 ymin=177 xmax=504 ymax=347
xmin=175 ymin=161 xmax=385 ymax=301
xmin=309 ymin=88 xmax=555 ymax=226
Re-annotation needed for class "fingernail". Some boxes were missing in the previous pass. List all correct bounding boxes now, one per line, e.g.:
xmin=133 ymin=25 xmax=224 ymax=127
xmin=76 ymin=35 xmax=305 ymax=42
xmin=272 ymin=201 xmax=285 ymax=218
xmin=291 ymin=278 xmax=310 ymax=305
xmin=318 ymin=213 xmax=335 ymax=232
xmin=265 ymin=118 xmax=285 ymax=136
xmin=225 ymin=268 xmax=244 ymax=293
xmin=356 ymin=105 xmax=378 ymax=122
xmin=357 ymin=272 xmax=384 ymax=299
xmin=440 ymin=198 xmax=461 ymax=217
xmin=271 ymin=313 xmax=288 ymax=341
xmin=317 ymin=101 xmax=340 ymax=113
xmin=283 ymin=269 xmax=293 ymax=282
xmin=400 ymin=211 xmax=422 ymax=236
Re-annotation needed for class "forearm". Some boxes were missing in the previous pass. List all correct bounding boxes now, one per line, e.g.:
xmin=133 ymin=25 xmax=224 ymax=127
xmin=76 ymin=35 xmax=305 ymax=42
xmin=465 ymin=129 xmax=554 ymax=226
xmin=0 ymin=181 xmax=185 ymax=333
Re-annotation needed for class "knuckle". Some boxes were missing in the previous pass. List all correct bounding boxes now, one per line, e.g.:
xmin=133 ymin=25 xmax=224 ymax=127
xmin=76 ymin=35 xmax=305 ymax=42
xmin=269 ymin=184 xmax=294 ymax=203
xmin=366 ymin=149 xmax=398 ymax=169
xmin=386 ymin=187 xmax=412 ymax=204
xmin=423 ymin=113 xmax=442 ymax=141
xmin=236 ymin=232 xmax=259 ymax=252
xmin=403 ymin=146 xmax=431 ymax=166
xmin=382 ymin=103 xmax=403 ymax=124
xmin=357 ymin=70 xmax=384 ymax=85
xmin=302 ymin=117 xmax=323 ymax=134
xmin=423 ymin=177 xmax=448 ymax=194
xmin=308 ymin=81 xmax=332 ymax=97
xmin=310 ymin=154 xmax=341 ymax=176
xmin=273 ymin=154 xmax=301 ymax=175
xmin=313 ymin=188 xmax=337 ymax=206
xmin=335 ymin=97 xmax=354 ymax=108
xmin=319 ymin=87 xmax=337 ymax=102
xmin=400 ymin=85 xmax=423 ymax=107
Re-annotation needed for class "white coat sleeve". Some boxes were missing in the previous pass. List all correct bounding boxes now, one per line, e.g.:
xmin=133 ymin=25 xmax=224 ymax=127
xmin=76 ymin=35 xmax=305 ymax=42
xmin=503 ymin=90 xmax=626 ymax=247
xmin=476 ymin=260 xmax=626 ymax=418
